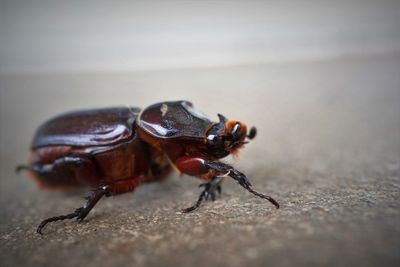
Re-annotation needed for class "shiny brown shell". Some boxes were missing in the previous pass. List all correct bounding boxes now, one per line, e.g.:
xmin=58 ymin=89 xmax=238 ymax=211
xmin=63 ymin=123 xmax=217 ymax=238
xmin=31 ymin=107 xmax=141 ymax=148
xmin=137 ymin=101 xmax=212 ymax=141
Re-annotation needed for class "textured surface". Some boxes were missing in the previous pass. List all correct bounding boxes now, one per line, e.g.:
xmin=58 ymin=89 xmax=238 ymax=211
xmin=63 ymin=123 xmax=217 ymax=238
xmin=1 ymin=54 xmax=400 ymax=267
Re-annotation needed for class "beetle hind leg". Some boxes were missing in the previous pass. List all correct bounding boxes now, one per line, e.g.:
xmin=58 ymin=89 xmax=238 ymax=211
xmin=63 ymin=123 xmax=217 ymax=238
xmin=37 ymin=185 xmax=110 ymax=234
xmin=182 ymin=177 xmax=223 ymax=213
xmin=15 ymin=164 xmax=30 ymax=173
xmin=15 ymin=164 xmax=41 ymax=173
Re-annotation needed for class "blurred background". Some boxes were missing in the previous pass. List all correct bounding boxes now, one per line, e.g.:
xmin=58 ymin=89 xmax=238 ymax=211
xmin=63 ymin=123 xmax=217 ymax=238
xmin=1 ymin=0 xmax=400 ymax=73
xmin=1 ymin=1 xmax=399 ymax=267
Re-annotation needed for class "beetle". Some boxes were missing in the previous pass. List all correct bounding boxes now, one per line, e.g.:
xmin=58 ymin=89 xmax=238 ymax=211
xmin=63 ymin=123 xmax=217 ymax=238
xmin=17 ymin=100 xmax=279 ymax=234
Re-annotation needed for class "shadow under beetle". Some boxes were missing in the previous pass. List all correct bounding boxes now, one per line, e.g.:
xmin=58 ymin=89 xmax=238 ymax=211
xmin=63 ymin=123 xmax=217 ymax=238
xmin=17 ymin=100 xmax=279 ymax=234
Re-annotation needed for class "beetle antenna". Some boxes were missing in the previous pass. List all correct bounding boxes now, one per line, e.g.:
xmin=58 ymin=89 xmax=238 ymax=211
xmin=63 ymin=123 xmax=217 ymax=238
xmin=247 ymin=127 xmax=257 ymax=139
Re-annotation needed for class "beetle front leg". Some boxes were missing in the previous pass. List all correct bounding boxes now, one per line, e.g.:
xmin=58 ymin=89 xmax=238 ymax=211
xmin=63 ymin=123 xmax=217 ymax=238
xmin=206 ymin=161 xmax=280 ymax=209
xmin=175 ymin=157 xmax=279 ymax=212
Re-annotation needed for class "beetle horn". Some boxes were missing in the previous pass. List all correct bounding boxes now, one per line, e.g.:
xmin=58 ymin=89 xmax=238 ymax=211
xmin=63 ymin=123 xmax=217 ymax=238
xmin=217 ymin=113 xmax=228 ymax=124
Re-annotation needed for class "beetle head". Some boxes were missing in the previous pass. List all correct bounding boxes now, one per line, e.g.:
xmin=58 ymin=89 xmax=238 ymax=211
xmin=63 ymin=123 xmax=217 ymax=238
xmin=206 ymin=113 xmax=257 ymax=158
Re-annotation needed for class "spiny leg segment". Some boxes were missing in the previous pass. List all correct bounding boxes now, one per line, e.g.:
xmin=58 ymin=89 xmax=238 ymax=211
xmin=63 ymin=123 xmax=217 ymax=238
xmin=183 ymin=161 xmax=279 ymax=212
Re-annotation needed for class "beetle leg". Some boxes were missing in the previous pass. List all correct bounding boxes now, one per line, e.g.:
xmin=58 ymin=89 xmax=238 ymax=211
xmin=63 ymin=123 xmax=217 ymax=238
xmin=199 ymin=179 xmax=223 ymax=201
xmin=15 ymin=163 xmax=45 ymax=174
xmin=36 ymin=185 xmax=110 ymax=234
xmin=15 ymin=165 xmax=30 ymax=173
xmin=175 ymin=156 xmax=279 ymax=210
xmin=182 ymin=177 xmax=223 ymax=213
xmin=206 ymin=161 xmax=280 ymax=209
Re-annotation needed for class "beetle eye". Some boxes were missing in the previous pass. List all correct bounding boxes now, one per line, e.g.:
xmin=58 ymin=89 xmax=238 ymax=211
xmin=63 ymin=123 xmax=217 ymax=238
xmin=232 ymin=124 xmax=240 ymax=135
xmin=230 ymin=123 xmax=241 ymax=139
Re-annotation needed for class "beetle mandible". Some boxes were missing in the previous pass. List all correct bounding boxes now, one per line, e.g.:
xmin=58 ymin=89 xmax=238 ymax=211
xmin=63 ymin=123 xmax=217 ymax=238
xmin=17 ymin=100 xmax=279 ymax=234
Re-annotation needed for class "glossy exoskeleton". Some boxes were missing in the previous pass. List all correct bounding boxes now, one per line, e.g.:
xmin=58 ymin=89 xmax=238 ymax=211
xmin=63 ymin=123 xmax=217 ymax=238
xmin=17 ymin=100 xmax=279 ymax=234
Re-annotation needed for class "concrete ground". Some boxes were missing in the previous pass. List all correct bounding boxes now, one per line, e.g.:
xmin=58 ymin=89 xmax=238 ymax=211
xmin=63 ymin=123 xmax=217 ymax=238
xmin=1 ymin=53 xmax=399 ymax=267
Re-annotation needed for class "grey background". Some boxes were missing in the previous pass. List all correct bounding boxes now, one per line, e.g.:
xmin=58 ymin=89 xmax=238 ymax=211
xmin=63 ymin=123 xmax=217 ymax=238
xmin=1 ymin=0 xmax=400 ymax=74
xmin=1 ymin=1 xmax=400 ymax=267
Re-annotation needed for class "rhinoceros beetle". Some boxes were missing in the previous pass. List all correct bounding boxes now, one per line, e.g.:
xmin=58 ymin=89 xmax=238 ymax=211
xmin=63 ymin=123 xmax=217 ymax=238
xmin=17 ymin=100 xmax=279 ymax=234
